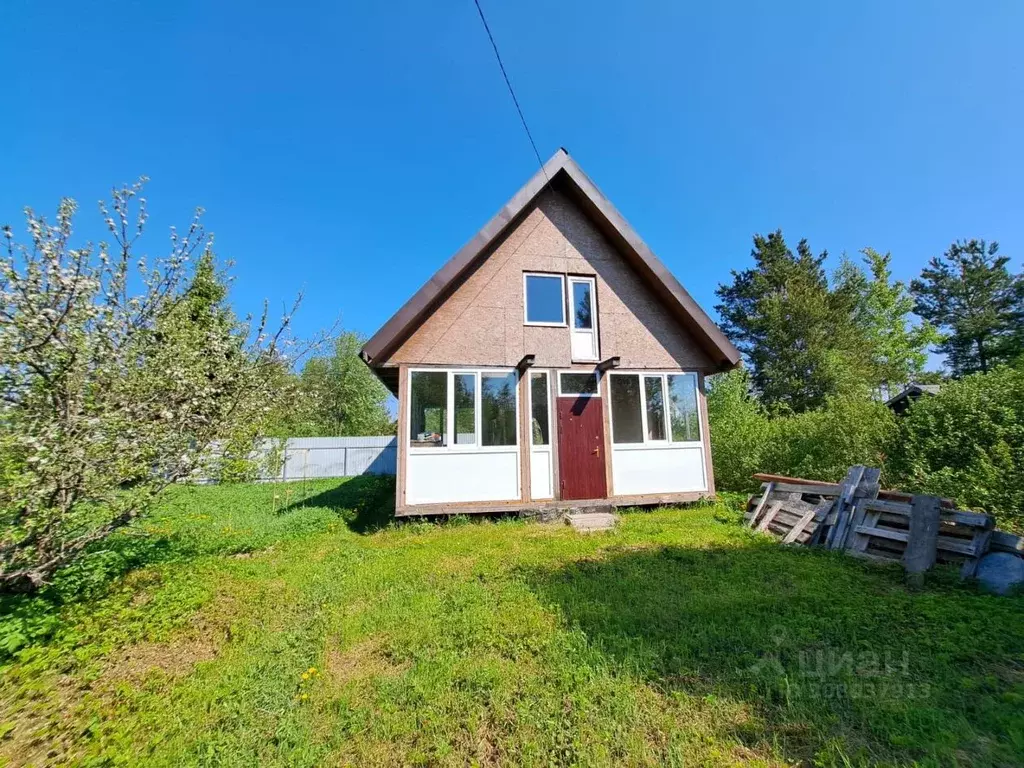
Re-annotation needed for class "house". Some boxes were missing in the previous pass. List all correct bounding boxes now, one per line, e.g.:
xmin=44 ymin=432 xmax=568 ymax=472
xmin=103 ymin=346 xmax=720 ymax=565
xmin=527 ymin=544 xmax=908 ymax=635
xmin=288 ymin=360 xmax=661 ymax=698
xmin=360 ymin=149 xmax=741 ymax=516
xmin=885 ymin=382 xmax=942 ymax=416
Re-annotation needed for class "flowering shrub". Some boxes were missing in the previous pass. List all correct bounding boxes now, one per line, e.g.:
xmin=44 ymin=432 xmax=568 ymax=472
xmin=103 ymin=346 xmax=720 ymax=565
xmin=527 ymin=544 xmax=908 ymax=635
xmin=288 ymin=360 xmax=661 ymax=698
xmin=0 ymin=181 xmax=300 ymax=591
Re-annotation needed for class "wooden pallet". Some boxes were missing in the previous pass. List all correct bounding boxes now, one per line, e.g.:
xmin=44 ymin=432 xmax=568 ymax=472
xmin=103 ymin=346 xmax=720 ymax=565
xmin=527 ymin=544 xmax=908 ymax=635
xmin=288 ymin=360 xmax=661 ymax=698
xmin=744 ymin=466 xmax=998 ymax=578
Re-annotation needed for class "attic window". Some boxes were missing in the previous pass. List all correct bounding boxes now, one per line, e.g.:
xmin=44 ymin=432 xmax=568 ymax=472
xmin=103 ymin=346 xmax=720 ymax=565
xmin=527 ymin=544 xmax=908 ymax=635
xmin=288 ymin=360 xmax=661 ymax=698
xmin=523 ymin=274 xmax=566 ymax=325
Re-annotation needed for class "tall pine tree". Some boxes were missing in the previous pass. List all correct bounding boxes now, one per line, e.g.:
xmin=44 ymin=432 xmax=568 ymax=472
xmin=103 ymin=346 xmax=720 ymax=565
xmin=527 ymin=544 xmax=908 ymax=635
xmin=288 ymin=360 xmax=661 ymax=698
xmin=715 ymin=231 xmax=869 ymax=413
xmin=910 ymin=239 xmax=1024 ymax=376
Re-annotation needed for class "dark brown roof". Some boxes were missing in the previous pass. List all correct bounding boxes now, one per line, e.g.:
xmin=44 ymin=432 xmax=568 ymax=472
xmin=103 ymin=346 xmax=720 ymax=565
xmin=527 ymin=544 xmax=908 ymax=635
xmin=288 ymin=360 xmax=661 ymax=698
xmin=360 ymin=149 xmax=741 ymax=386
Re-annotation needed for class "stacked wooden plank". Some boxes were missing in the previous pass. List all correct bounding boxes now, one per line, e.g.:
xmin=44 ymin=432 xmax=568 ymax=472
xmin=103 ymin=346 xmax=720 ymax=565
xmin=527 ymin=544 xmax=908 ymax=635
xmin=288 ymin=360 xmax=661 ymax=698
xmin=744 ymin=465 xmax=1000 ymax=578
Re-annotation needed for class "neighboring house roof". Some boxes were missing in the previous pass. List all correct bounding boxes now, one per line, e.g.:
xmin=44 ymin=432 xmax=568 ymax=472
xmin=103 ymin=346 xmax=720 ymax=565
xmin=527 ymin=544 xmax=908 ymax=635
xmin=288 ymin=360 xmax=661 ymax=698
xmin=360 ymin=148 xmax=741 ymax=388
xmin=885 ymin=383 xmax=942 ymax=409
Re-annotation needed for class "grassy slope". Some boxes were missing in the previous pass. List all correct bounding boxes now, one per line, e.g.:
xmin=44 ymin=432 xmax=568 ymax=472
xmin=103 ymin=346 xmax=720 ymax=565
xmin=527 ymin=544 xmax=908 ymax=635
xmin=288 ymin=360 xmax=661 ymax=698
xmin=1 ymin=477 xmax=1022 ymax=767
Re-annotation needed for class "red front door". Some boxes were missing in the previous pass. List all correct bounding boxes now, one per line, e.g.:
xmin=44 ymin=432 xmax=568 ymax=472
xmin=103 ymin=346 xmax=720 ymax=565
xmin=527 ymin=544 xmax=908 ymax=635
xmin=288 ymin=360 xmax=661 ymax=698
xmin=557 ymin=395 xmax=608 ymax=500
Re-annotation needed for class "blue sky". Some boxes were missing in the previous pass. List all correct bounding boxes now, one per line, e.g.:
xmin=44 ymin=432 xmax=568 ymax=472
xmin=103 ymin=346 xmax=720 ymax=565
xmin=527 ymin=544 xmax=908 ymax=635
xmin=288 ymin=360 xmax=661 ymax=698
xmin=3 ymin=1 xmax=1022 ymax=361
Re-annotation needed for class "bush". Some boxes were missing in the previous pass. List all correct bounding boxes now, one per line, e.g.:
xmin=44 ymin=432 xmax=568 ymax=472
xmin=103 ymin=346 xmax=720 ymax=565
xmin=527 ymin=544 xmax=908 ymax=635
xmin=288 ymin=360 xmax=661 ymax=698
xmin=890 ymin=367 xmax=1024 ymax=530
xmin=706 ymin=370 xmax=771 ymax=492
xmin=708 ymin=369 xmax=898 ymax=492
xmin=762 ymin=394 xmax=897 ymax=485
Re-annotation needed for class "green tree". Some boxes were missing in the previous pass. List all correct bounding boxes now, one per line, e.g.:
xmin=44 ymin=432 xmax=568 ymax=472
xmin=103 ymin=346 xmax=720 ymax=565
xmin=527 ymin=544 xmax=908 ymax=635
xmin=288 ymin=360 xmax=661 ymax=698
xmin=271 ymin=332 xmax=392 ymax=437
xmin=715 ymin=231 xmax=869 ymax=413
xmin=855 ymin=248 xmax=940 ymax=398
xmin=910 ymin=239 xmax=1024 ymax=376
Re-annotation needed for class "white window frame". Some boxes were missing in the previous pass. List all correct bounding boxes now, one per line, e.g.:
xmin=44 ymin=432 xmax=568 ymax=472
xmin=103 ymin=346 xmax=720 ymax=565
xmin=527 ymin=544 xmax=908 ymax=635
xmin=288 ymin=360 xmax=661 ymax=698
xmin=557 ymin=370 xmax=601 ymax=398
xmin=608 ymin=371 xmax=703 ymax=449
xmin=523 ymin=273 xmax=567 ymax=327
xmin=528 ymin=370 xmax=553 ymax=448
xmin=568 ymin=276 xmax=600 ymax=362
xmin=407 ymin=368 xmax=520 ymax=455
xmin=527 ymin=369 xmax=555 ymax=500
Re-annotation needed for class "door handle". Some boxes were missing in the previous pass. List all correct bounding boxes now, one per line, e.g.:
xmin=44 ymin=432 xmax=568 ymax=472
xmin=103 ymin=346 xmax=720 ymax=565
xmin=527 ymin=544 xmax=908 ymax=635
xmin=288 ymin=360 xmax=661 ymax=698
xmin=592 ymin=447 xmax=600 ymax=457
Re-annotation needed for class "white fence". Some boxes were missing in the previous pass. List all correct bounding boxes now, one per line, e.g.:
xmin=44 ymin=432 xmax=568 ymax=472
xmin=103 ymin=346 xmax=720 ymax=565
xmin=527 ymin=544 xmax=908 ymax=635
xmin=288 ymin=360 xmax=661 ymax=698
xmin=272 ymin=436 xmax=396 ymax=481
xmin=191 ymin=436 xmax=397 ymax=484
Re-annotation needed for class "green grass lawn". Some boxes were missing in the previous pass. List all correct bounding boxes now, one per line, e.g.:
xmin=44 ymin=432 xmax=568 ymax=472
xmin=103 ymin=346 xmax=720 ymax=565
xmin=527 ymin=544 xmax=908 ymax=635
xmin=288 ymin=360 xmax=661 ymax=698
xmin=1 ymin=477 xmax=1022 ymax=767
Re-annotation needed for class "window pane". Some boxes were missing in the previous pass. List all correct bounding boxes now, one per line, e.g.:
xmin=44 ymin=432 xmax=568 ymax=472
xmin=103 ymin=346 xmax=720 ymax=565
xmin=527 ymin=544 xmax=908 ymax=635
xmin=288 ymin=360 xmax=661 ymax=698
xmin=571 ymin=280 xmax=593 ymax=329
xmin=410 ymin=371 xmax=447 ymax=447
xmin=610 ymin=375 xmax=643 ymax=444
xmin=530 ymin=372 xmax=549 ymax=446
xmin=560 ymin=372 xmax=599 ymax=396
xmin=481 ymin=372 xmax=517 ymax=446
xmin=454 ymin=373 xmax=476 ymax=445
xmin=668 ymin=374 xmax=701 ymax=442
xmin=525 ymin=275 xmax=565 ymax=324
xmin=644 ymin=376 xmax=666 ymax=441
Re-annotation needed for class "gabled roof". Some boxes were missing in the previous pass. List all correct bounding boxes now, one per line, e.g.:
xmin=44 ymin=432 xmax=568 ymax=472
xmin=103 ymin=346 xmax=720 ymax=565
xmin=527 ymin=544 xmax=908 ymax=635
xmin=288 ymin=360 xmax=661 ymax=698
xmin=884 ymin=382 xmax=942 ymax=408
xmin=360 ymin=149 xmax=741 ymax=381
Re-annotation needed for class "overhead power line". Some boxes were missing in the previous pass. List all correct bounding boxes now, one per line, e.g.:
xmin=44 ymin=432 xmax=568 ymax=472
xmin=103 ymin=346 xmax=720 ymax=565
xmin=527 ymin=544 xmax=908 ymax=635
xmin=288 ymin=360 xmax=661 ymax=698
xmin=472 ymin=0 xmax=548 ymax=177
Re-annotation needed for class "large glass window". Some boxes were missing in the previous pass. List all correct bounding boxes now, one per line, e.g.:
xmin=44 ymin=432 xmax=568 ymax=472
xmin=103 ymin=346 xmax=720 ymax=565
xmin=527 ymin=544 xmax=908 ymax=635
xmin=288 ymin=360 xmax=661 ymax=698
xmin=481 ymin=372 xmax=517 ymax=446
xmin=524 ymin=274 xmax=565 ymax=325
xmin=454 ymin=373 xmax=476 ymax=445
xmin=644 ymin=376 xmax=667 ymax=441
xmin=409 ymin=371 xmax=447 ymax=448
xmin=610 ymin=375 xmax=643 ymax=444
xmin=668 ymin=374 xmax=701 ymax=442
xmin=409 ymin=369 xmax=520 ymax=451
xmin=571 ymin=280 xmax=593 ymax=329
xmin=610 ymin=372 xmax=701 ymax=446
xmin=530 ymin=372 xmax=550 ymax=446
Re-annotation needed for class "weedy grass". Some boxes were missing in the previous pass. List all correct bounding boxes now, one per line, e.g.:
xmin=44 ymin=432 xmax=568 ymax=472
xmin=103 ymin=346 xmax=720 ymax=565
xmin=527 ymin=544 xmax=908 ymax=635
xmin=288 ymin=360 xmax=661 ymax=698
xmin=1 ymin=476 xmax=1022 ymax=766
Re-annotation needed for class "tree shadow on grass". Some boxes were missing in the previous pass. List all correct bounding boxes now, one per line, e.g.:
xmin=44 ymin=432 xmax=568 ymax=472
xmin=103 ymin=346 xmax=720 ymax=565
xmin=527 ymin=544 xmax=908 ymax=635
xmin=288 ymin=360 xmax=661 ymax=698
xmin=280 ymin=474 xmax=395 ymax=534
xmin=0 ymin=477 xmax=397 ymax=659
xmin=525 ymin=540 xmax=1024 ymax=765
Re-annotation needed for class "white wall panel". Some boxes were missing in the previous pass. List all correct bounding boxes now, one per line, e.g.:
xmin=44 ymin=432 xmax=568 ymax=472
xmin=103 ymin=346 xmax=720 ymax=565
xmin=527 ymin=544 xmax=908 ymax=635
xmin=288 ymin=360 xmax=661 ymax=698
xmin=530 ymin=449 xmax=553 ymax=499
xmin=407 ymin=451 xmax=519 ymax=505
xmin=611 ymin=445 xmax=706 ymax=496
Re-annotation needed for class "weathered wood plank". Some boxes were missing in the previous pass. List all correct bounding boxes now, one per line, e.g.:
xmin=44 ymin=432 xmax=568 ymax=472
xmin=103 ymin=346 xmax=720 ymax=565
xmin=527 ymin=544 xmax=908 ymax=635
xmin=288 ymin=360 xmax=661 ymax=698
xmin=752 ymin=473 xmax=956 ymax=507
xmin=961 ymin=528 xmax=993 ymax=579
xmin=746 ymin=482 xmax=774 ymax=526
xmin=760 ymin=481 xmax=844 ymax=497
xmin=826 ymin=465 xmax=865 ymax=550
xmin=990 ymin=530 xmax=1024 ymax=554
xmin=841 ymin=467 xmax=881 ymax=552
xmin=853 ymin=525 xmax=981 ymax=557
xmin=783 ymin=502 xmax=824 ymax=544
xmin=757 ymin=501 xmax=783 ymax=532
xmin=862 ymin=499 xmax=993 ymax=529
xmin=807 ymin=500 xmax=834 ymax=547
xmin=904 ymin=495 xmax=942 ymax=585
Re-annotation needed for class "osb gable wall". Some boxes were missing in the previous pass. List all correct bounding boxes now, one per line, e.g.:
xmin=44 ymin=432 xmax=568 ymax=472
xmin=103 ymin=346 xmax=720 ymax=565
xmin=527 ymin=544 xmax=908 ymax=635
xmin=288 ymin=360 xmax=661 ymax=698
xmin=387 ymin=189 xmax=714 ymax=371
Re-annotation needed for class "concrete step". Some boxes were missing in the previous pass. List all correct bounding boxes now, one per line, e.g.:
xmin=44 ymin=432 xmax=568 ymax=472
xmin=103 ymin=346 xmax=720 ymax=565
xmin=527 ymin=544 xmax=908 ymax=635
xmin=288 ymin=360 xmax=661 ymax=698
xmin=567 ymin=512 xmax=618 ymax=533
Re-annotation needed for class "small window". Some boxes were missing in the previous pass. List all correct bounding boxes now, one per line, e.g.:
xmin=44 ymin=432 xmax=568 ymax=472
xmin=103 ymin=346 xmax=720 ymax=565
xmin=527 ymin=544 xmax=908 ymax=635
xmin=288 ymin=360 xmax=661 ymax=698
xmin=668 ymin=374 xmax=701 ymax=442
xmin=571 ymin=280 xmax=593 ymax=329
xmin=481 ymin=372 xmax=517 ymax=446
xmin=559 ymin=372 xmax=599 ymax=396
xmin=530 ymin=372 xmax=550 ymax=446
xmin=610 ymin=375 xmax=644 ymax=444
xmin=644 ymin=376 xmax=667 ymax=441
xmin=524 ymin=274 xmax=566 ymax=325
xmin=453 ymin=373 xmax=476 ymax=445
xmin=410 ymin=371 xmax=447 ymax=447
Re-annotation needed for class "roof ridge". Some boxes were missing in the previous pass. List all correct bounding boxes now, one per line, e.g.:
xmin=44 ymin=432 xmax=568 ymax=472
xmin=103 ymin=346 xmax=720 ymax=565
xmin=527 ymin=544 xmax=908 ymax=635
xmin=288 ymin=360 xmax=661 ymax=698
xmin=360 ymin=151 xmax=740 ymax=373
